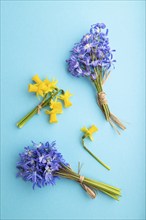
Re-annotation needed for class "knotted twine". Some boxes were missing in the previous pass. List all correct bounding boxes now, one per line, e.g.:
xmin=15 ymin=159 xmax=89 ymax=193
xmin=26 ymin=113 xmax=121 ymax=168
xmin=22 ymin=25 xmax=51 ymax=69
xmin=37 ymin=99 xmax=46 ymax=114
xmin=78 ymin=163 xmax=96 ymax=199
xmin=37 ymin=104 xmax=42 ymax=114
xmin=97 ymin=91 xmax=126 ymax=131
xmin=97 ymin=91 xmax=108 ymax=107
xmin=79 ymin=175 xmax=96 ymax=199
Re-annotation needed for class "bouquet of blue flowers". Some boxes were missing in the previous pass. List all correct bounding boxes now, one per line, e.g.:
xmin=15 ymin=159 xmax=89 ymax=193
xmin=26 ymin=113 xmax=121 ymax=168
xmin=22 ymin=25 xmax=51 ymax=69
xmin=66 ymin=23 xmax=126 ymax=133
xmin=16 ymin=141 xmax=121 ymax=200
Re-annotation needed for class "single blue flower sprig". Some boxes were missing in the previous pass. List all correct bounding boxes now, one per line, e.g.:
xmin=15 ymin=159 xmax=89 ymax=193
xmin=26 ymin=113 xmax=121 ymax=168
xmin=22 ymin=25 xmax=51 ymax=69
xmin=16 ymin=141 xmax=121 ymax=200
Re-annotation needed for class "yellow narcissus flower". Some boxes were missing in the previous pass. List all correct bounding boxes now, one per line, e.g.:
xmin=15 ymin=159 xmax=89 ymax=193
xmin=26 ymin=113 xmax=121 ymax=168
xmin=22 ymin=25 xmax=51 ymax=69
xmin=45 ymin=100 xmax=63 ymax=123
xmin=28 ymin=74 xmax=48 ymax=97
xmin=81 ymin=125 xmax=98 ymax=141
xmin=44 ymin=79 xmax=58 ymax=93
xmin=28 ymin=83 xmax=47 ymax=97
xmin=28 ymin=84 xmax=38 ymax=93
xmin=59 ymin=91 xmax=72 ymax=108
xmin=50 ymin=100 xmax=63 ymax=112
xmin=32 ymin=74 xmax=42 ymax=84
xmin=81 ymin=125 xmax=110 ymax=170
xmin=28 ymin=75 xmax=58 ymax=97
xmin=46 ymin=112 xmax=58 ymax=123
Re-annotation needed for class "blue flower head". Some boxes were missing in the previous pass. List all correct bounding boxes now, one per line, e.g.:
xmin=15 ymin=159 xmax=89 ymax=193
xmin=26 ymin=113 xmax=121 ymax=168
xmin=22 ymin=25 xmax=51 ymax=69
xmin=66 ymin=23 xmax=116 ymax=78
xmin=16 ymin=141 xmax=68 ymax=189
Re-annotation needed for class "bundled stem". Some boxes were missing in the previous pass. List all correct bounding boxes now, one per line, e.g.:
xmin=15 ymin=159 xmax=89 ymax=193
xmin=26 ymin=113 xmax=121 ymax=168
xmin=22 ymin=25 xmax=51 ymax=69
xmin=16 ymin=89 xmax=61 ymax=128
xmin=92 ymin=67 xmax=126 ymax=134
xmin=55 ymin=164 xmax=121 ymax=200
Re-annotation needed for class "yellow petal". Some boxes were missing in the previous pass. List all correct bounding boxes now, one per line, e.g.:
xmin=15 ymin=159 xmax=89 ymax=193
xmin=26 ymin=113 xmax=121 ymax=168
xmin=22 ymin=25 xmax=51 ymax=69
xmin=44 ymin=79 xmax=58 ymax=93
xmin=32 ymin=74 xmax=42 ymax=84
xmin=37 ymin=89 xmax=44 ymax=97
xmin=59 ymin=91 xmax=72 ymax=99
xmin=39 ymin=82 xmax=48 ymax=91
xmin=46 ymin=105 xmax=62 ymax=115
xmin=28 ymin=84 xmax=38 ymax=92
xmin=64 ymin=100 xmax=72 ymax=108
xmin=49 ymin=113 xmax=58 ymax=123
xmin=81 ymin=126 xmax=88 ymax=133
xmin=50 ymin=100 xmax=63 ymax=113
xmin=45 ymin=110 xmax=52 ymax=115
xmin=81 ymin=125 xmax=98 ymax=141
xmin=89 ymin=125 xmax=98 ymax=134
xmin=50 ymin=79 xmax=58 ymax=88
xmin=59 ymin=91 xmax=72 ymax=108
xmin=44 ymin=79 xmax=51 ymax=86
xmin=65 ymin=91 xmax=72 ymax=98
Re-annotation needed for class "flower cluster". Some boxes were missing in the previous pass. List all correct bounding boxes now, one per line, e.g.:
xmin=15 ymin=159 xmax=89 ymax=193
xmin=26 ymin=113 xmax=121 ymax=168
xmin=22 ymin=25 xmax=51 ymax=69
xmin=17 ymin=75 xmax=72 ymax=127
xmin=16 ymin=140 xmax=121 ymax=200
xmin=16 ymin=141 xmax=68 ymax=188
xmin=66 ymin=23 xmax=125 ymax=133
xmin=28 ymin=75 xmax=72 ymax=123
xmin=66 ymin=23 xmax=116 ymax=78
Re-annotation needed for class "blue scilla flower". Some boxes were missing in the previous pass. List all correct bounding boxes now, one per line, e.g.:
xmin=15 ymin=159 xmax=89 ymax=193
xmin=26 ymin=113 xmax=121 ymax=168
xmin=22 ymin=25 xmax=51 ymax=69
xmin=66 ymin=23 xmax=126 ymax=132
xmin=66 ymin=23 xmax=116 ymax=78
xmin=16 ymin=141 xmax=68 ymax=189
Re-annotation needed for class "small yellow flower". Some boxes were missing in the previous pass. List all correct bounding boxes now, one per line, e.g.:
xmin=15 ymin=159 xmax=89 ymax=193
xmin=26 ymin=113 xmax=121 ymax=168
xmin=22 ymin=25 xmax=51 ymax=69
xmin=28 ymin=74 xmax=49 ymax=97
xmin=46 ymin=112 xmax=58 ymax=123
xmin=28 ymin=75 xmax=58 ymax=97
xmin=81 ymin=125 xmax=98 ymax=141
xmin=28 ymin=83 xmax=47 ymax=97
xmin=44 ymin=79 xmax=58 ymax=93
xmin=28 ymin=84 xmax=38 ymax=93
xmin=32 ymin=74 xmax=42 ymax=84
xmin=45 ymin=100 xmax=63 ymax=123
xmin=50 ymin=100 xmax=63 ymax=113
xmin=59 ymin=91 xmax=72 ymax=108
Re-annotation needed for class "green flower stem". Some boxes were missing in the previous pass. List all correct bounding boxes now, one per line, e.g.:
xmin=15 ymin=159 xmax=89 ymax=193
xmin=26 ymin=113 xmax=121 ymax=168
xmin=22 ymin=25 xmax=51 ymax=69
xmin=16 ymin=89 xmax=61 ymax=128
xmin=83 ymin=177 xmax=121 ymax=194
xmin=93 ymin=76 xmax=110 ymax=121
xmin=17 ymin=107 xmax=38 ymax=128
xmin=85 ymin=177 xmax=120 ymax=191
xmin=55 ymin=165 xmax=121 ymax=200
xmin=60 ymin=165 xmax=118 ymax=192
xmin=98 ymin=189 xmax=119 ymax=201
xmin=82 ymin=137 xmax=110 ymax=170
xmin=92 ymin=67 xmax=126 ymax=132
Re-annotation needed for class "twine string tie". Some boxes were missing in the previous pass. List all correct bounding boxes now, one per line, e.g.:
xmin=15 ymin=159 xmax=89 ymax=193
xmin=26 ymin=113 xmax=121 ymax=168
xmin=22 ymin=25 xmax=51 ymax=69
xmin=37 ymin=104 xmax=42 ymax=114
xmin=98 ymin=91 xmax=108 ymax=106
xmin=79 ymin=175 xmax=96 ymax=199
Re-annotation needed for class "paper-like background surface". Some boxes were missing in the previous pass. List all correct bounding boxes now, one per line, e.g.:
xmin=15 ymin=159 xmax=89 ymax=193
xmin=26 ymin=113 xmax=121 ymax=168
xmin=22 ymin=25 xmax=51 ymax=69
xmin=1 ymin=1 xmax=145 ymax=219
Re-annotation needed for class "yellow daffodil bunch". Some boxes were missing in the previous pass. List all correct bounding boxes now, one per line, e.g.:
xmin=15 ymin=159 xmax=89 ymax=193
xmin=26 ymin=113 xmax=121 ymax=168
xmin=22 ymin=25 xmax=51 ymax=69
xmin=81 ymin=125 xmax=110 ymax=171
xmin=17 ymin=74 xmax=72 ymax=128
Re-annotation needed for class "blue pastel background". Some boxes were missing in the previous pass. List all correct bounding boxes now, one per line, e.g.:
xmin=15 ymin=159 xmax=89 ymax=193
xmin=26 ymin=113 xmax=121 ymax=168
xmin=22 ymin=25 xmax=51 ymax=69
xmin=1 ymin=1 xmax=145 ymax=219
